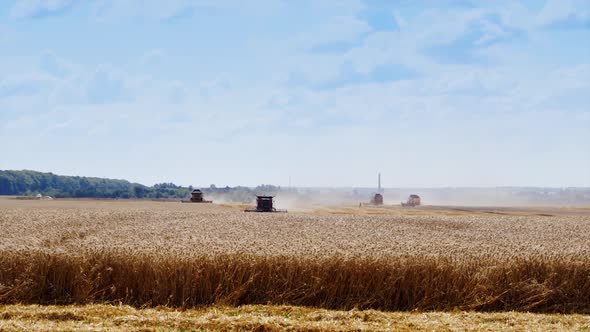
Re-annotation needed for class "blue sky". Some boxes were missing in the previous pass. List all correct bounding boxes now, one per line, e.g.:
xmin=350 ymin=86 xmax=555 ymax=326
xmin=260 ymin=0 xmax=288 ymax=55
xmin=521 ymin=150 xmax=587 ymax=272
xmin=0 ymin=0 xmax=589 ymax=187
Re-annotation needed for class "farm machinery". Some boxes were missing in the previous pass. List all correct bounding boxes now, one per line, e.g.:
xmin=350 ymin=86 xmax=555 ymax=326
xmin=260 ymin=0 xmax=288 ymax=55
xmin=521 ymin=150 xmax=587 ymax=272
xmin=401 ymin=194 xmax=421 ymax=207
xmin=181 ymin=189 xmax=212 ymax=203
xmin=245 ymin=196 xmax=287 ymax=213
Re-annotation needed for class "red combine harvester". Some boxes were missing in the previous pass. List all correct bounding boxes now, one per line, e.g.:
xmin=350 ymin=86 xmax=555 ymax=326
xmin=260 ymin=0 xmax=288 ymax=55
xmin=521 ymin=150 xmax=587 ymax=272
xmin=371 ymin=193 xmax=384 ymax=205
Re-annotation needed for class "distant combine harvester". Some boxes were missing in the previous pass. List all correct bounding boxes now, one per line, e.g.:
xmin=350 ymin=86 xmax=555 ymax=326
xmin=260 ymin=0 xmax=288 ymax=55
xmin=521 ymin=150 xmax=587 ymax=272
xmin=371 ymin=193 xmax=384 ymax=205
xmin=245 ymin=196 xmax=287 ymax=213
xmin=401 ymin=194 xmax=421 ymax=207
xmin=181 ymin=189 xmax=212 ymax=203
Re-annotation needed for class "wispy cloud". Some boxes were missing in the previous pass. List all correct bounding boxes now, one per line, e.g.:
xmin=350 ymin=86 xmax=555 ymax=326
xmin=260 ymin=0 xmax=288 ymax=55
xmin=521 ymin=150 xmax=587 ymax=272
xmin=89 ymin=0 xmax=257 ymax=21
xmin=537 ymin=0 xmax=590 ymax=28
xmin=10 ymin=0 xmax=76 ymax=19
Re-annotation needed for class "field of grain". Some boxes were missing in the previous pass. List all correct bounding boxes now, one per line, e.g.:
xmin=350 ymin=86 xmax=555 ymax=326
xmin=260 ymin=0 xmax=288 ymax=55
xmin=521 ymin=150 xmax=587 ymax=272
xmin=1 ymin=197 xmax=589 ymax=314
xmin=2 ymin=304 xmax=589 ymax=331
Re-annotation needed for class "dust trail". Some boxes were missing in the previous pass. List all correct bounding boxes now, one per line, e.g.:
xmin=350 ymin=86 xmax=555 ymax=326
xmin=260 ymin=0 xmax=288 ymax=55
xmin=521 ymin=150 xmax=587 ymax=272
xmin=195 ymin=187 xmax=590 ymax=210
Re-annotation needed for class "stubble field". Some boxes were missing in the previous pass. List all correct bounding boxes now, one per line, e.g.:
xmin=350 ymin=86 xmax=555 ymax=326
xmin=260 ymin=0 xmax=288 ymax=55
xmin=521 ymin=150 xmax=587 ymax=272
xmin=0 ymin=197 xmax=589 ymax=330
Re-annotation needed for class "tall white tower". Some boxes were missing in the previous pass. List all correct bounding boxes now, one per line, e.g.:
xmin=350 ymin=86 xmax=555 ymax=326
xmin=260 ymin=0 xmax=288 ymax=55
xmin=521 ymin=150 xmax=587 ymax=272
xmin=378 ymin=173 xmax=382 ymax=193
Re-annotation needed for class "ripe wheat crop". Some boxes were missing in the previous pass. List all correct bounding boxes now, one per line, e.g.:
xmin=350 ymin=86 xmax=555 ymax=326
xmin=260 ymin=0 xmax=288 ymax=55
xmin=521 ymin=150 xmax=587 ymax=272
xmin=0 ymin=199 xmax=589 ymax=313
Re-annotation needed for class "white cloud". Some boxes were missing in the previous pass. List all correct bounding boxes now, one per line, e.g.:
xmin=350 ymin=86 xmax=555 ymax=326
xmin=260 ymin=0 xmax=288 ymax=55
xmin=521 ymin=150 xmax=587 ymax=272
xmin=0 ymin=72 xmax=56 ymax=99
xmin=273 ymin=5 xmax=526 ymax=85
xmin=10 ymin=0 xmax=75 ymax=18
xmin=536 ymin=0 xmax=590 ymax=27
xmin=9 ymin=0 xmax=283 ymax=20
xmin=310 ymin=16 xmax=371 ymax=45
xmin=90 ymin=0 xmax=280 ymax=21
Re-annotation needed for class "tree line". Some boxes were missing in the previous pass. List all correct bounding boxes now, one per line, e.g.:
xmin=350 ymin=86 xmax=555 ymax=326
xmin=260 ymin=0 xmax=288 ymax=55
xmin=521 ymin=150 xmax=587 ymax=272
xmin=0 ymin=170 xmax=190 ymax=199
xmin=0 ymin=170 xmax=286 ymax=201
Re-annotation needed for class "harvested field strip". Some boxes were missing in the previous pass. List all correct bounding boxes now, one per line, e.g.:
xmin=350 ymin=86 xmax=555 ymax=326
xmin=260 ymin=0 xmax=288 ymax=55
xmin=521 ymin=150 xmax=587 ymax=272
xmin=1 ymin=251 xmax=589 ymax=313
xmin=1 ymin=304 xmax=589 ymax=332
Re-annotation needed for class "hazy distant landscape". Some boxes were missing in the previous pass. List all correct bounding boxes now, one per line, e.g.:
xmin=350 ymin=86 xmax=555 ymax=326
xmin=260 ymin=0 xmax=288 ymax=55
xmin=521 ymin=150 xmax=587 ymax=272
xmin=2 ymin=170 xmax=589 ymax=207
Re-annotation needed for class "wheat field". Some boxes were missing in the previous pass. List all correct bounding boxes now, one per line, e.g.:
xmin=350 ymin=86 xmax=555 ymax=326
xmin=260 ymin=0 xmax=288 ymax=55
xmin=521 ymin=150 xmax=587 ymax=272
xmin=1 ymin=304 xmax=589 ymax=331
xmin=0 ymin=198 xmax=589 ymax=315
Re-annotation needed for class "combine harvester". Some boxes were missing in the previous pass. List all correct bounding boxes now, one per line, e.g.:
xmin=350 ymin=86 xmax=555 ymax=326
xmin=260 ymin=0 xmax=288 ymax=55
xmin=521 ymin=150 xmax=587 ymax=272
xmin=401 ymin=194 xmax=421 ymax=207
xmin=245 ymin=196 xmax=287 ymax=213
xmin=181 ymin=189 xmax=212 ymax=203
xmin=370 ymin=193 xmax=384 ymax=205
